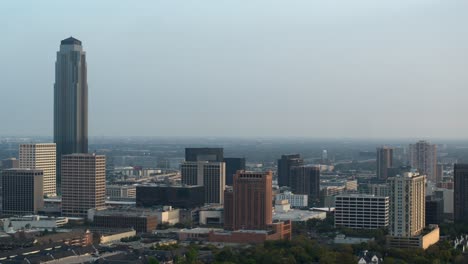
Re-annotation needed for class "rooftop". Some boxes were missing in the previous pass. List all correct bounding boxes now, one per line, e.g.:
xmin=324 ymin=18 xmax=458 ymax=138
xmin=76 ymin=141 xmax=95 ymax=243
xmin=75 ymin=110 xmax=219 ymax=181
xmin=61 ymin=37 xmax=82 ymax=46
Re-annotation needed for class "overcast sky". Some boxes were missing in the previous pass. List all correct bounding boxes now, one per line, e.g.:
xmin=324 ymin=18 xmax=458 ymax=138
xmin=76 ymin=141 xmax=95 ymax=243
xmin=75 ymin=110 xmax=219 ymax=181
xmin=2 ymin=0 xmax=468 ymax=138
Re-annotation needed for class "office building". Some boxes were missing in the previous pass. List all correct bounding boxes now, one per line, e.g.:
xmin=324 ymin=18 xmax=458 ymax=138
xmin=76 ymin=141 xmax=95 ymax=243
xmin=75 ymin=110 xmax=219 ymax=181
xmin=136 ymin=185 xmax=205 ymax=209
xmin=54 ymin=37 xmax=88 ymax=192
xmin=224 ymin=171 xmax=273 ymax=231
xmin=223 ymin=157 xmax=246 ymax=186
xmin=181 ymin=161 xmax=225 ymax=204
xmin=1 ymin=158 xmax=19 ymax=169
xmin=90 ymin=208 xmax=158 ymax=233
xmin=277 ymin=154 xmax=303 ymax=187
xmin=425 ymin=196 xmax=444 ymax=225
xmin=19 ymin=143 xmax=57 ymax=197
xmin=334 ymin=194 xmax=389 ymax=229
xmin=409 ymin=141 xmax=437 ymax=182
xmin=388 ymin=172 xmax=426 ymax=237
xmin=61 ymin=154 xmax=105 ymax=217
xmin=106 ymin=185 xmax=136 ymax=201
xmin=454 ymin=164 xmax=468 ymax=222
xmin=275 ymin=191 xmax=308 ymax=208
xmin=376 ymin=146 xmax=393 ymax=180
xmin=185 ymin=148 xmax=223 ymax=162
xmin=1 ymin=169 xmax=44 ymax=215
xmin=290 ymin=165 xmax=320 ymax=205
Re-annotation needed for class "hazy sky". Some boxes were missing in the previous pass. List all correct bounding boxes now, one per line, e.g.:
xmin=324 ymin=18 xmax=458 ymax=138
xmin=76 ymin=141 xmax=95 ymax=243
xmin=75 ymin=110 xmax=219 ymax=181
xmin=2 ymin=0 xmax=468 ymax=138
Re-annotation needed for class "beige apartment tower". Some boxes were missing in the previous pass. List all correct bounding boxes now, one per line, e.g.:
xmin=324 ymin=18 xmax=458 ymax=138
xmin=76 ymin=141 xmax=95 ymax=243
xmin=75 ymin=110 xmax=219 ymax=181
xmin=19 ymin=143 xmax=56 ymax=197
xmin=409 ymin=141 xmax=437 ymax=182
xmin=389 ymin=172 xmax=426 ymax=237
xmin=61 ymin=154 xmax=106 ymax=217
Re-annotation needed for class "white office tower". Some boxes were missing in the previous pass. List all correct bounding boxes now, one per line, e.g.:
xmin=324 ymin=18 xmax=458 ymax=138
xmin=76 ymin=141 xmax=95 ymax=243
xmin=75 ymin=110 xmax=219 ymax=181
xmin=19 ymin=143 xmax=57 ymax=197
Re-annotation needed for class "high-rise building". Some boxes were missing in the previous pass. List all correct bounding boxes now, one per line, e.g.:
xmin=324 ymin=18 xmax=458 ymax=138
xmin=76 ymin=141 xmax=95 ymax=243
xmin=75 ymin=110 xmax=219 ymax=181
xmin=61 ymin=154 xmax=105 ymax=217
xmin=185 ymin=148 xmax=223 ymax=162
xmin=277 ymin=154 xmax=303 ymax=187
xmin=223 ymin=158 xmax=246 ymax=186
xmin=335 ymin=194 xmax=389 ymax=229
xmin=289 ymin=165 xmax=320 ymax=206
xmin=224 ymin=171 xmax=273 ymax=230
xmin=181 ymin=161 xmax=225 ymax=204
xmin=409 ymin=141 xmax=437 ymax=182
xmin=454 ymin=164 xmax=468 ymax=222
xmin=388 ymin=172 xmax=426 ymax=237
xmin=425 ymin=196 xmax=444 ymax=225
xmin=1 ymin=169 xmax=44 ymax=215
xmin=376 ymin=146 xmax=393 ymax=180
xmin=54 ymin=37 xmax=88 ymax=192
xmin=19 ymin=143 xmax=56 ymax=197
xmin=436 ymin=164 xmax=443 ymax=184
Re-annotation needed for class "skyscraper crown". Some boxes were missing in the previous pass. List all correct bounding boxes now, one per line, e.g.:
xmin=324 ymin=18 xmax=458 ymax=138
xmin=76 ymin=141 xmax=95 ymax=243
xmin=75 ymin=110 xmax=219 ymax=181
xmin=61 ymin=37 xmax=82 ymax=45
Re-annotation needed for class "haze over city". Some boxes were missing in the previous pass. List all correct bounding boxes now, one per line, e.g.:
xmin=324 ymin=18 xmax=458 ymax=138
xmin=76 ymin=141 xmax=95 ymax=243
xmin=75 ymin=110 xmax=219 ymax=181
xmin=2 ymin=0 xmax=468 ymax=138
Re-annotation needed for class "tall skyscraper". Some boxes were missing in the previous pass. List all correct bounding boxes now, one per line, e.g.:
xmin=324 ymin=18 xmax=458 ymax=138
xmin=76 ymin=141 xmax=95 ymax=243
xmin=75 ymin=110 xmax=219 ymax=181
xmin=277 ymin=154 xmax=303 ymax=187
xmin=388 ymin=172 xmax=426 ymax=237
xmin=61 ymin=154 xmax=105 ymax=217
xmin=19 ymin=143 xmax=57 ymax=197
xmin=185 ymin=148 xmax=223 ymax=162
xmin=223 ymin=157 xmax=246 ymax=186
xmin=454 ymin=164 xmax=468 ymax=223
xmin=409 ymin=141 xmax=437 ymax=182
xmin=54 ymin=37 xmax=88 ymax=192
xmin=181 ymin=161 xmax=226 ymax=204
xmin=1 ymin=169 xmax=44 ymax=215
xmin=376 ymin=146 xmax=393 ymax=180
xmin=224 ymin=171 xmax=273 ymax=230
xmin=289 ymin=165 xmax=320 ymax=206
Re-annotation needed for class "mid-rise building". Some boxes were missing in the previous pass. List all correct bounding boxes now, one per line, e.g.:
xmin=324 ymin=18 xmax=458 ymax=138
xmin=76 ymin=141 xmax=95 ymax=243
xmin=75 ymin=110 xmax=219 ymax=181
xmin=19 ymin=143 xmax=57 ymax=197
xmin=181 ymin=161 xmax=225 ymax=204
xmin=368 ymin=183 xmax=390 ymax=197
xmin=54 ymin=37 xmax=89 ymax=192
xmin=223 ymin=158 xmax=246 ymax=186
xmin=1 ymin=158 xmax=19 ymax=169
xmin=454 ymin=164 xmax=468 ymax=222
xmin=90 ymin=208 xmax=158 ymax=233
xmin=275 ymin=191 xmax=308 ymax=208
xmin=1 ymin=169 xmax=44 ymax=215
xmin=136 ymin=185 xmax=205 ymax=209
xmin=61 ymin=154 xmax=106 ymax=217
xmin=334 ymin=194 xmax=389 ymax=229
xmin=106 ymin=185 xmax=136 ymax=201
xmin=277 ymin=154 xmax=303 ymax=187
xmin=409 ymin=141 xmax=437 ymax=182
xmin=224 ymin=171 xmax=273 ymax=231
xmin=388 ymin=172 xmax=426 ymax=237
xmin=425 ymin=196 xmax=444 ymax=225
xmin=376 ymin=147 xmax=393 ymax=180
xmin=290 ymin=165 xmax=320 ymax=206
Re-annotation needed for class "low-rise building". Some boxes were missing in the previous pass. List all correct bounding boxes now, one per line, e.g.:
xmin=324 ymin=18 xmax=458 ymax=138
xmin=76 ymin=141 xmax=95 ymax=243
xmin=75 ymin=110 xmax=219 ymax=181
xmin=2 ymin=215 xmax=68 ymax=232
xmin=386 ymin=225 xmax=440 ymax=250
xmin=100 ymin=229 xmax=137 ymax=244
xmin=199 ymin=205 xmax=224 ymax=225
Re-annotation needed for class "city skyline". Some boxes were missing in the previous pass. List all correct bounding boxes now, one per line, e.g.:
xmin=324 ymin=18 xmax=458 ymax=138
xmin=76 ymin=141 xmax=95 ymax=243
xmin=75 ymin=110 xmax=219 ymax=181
xmin=2 ymin=1 xmax=468 ymax=138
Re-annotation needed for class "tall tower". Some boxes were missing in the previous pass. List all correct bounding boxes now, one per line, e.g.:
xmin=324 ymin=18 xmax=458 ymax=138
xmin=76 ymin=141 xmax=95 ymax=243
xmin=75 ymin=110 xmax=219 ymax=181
xmin=388 ymin=172 xmax=426 ymax=237
xmin=181 ymin=161 xmax=226 ymax=204
xmin=377 ymin=146 xmax=393 ymax=180
xmin=454 ymin=164 xmax=468 ymax=222
xmin=61 ymin=154 xmax=105 ymax=217
xmin=290 ymin=165 xmax=320 ymax=206
xmin=54 ymin=37 xmax=88 ymax=192
xmin=409 ymin=141 xmax=437 ymax=182
xmin=19 ymin=143 xmax=57 ymax=197
xmin=224 ymin=170 xmax=273 ymax=230
xmin=277 ymin=154 xmax=303 ymax=187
